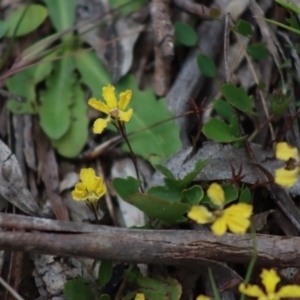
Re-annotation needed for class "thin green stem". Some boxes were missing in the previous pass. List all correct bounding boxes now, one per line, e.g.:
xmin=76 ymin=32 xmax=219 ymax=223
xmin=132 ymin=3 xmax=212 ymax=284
xmin=117 ymin=121 xmax=144 ymax=193
xmin=240 ymin=224 xmax=257 ymax=300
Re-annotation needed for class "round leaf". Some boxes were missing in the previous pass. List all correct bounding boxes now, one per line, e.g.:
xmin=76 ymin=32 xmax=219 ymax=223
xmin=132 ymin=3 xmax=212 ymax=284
xmin=247 ymin=43 xmax=270 ymax=60
xmin=175 ymin=22 xmax=198 ymax=46
xmin=6 ymin=5 xmax=48 ymax=37
xmin=197 ymin=53 xmax=217 ymax=78
xmin=232 ymin=19 xmax=253 ymax=37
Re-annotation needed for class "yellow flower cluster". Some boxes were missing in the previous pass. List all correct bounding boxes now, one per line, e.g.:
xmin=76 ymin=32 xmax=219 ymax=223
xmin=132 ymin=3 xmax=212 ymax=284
xmin=275 ymin=142 xmax=300 ymax=188
xmin=188 ymin=183 xmax=252 ymax=236
xmin=88 ymin=84 xmax=133 ymax=134
xmin=239 ymin=268 xmax=300 ymax=299
xmin=72 ymin=168 xmax=106 ymax=206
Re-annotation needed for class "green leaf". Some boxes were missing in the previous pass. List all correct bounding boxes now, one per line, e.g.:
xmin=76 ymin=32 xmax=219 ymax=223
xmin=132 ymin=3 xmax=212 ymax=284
xmin=154 ymin=164 xmax=175 ymax=179
xmin=270 ymin=94 xmax=291 ymax=117
xmin=0 ymin=21 xmax=7 ymax=39
xmin=137 ymin=276 xmax=182 ymax=300
xmin=197 ymin=53 xmax=217 ymax=78
xmin=213 ymin=99 xmax=234 ymax=120
xmin=116 ymin=75 xmax=182 ymax=165
xmin=39 ymin=53 xmax=75 ymax=140
xmin=181 ymin=185 xmax=204 ymax=205
xmin=74 ymin=51 xmax=111 ymax=98
xmin=232 ymin=19 xmax=253 ymax=37
xmin=247 ymin=43 xmax=270 ymax=60
xmin=6 ymin=58 xmax=53 ymax=114
xmin=174 ymin=22 xmax=198 ymax=46
xmin=99 ymin=260 xmax=113 ymax=288
xmin=63 ymin=279 xmax=94 ymax=300
xmin=223 ymin=184 xmax=239 ymax=205
xmin=147 ymin=178 xmax=183 ymax=202
xmin=51 ymin=83 xmax=89 ymax=157
xmin=178 ymin=159 xmax=208 ymax=188
xmin=128 ymin=193 xmax=189 ymax=223
xmin=202 ymin=116 xmax=242 ymax=142
xmin=5 ymin=4 xmax=48 ymax=37
xmin=109 ymin=0 xmax=146 ymax=15
xmin=221 ymin=83 xmax=256 ymax=115
xmin=239 ymin=187 xmax=252 ymax=204
xmin=43 ymin=0 xmax=76 ymax=40
xmin=112 ymin=177 xmax=140 ymax=201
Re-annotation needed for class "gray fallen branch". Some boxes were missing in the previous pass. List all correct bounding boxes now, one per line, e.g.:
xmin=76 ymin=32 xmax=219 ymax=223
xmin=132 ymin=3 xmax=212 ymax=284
xmin=0 ymin=213 xmax=299 ymax=268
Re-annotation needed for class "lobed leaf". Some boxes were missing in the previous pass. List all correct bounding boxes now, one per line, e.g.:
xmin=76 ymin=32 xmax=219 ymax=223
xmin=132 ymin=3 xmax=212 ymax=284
xmin=128 ymin=193 xmax=189 ymax=223
xmin=116 ymin=75 xmax=182 ymax=165
xmin=43 ymin=0 xmax=76 ymax=40
xmin=39 ymin=53 xmax=75 ymax=140
xmin=74 ymin=51 xmax=111 ymax=98
xmin=112 ymin=177 xmax=140 ymax=201
xmin=51 ymin=83 xmax=89 ymax=157
xmin=221 ymin=83 xmax=256 ymax=115
xmin=202 ymin=116 xmax=242 ymax=143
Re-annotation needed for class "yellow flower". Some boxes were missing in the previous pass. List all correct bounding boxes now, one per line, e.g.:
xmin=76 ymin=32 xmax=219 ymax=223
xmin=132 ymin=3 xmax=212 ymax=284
xmin=239 ymin=268 xmax=300 ymax=299
xmin=188 ymin=183 xmax=252 ymax=236
xmin=134 ymin=293 xmax=145 ymax=300
xmin=88 ymin=84 xmax=133 ymax=134
xmin=196 ymin=295 xmax=211 ymax=300
xmin=72 ymin=168 xmax=106 ymax=205
xmin=211 ymin=203 xmax=252 ymax=236
xmin=275 ymin=142 xmax=300 ymax=188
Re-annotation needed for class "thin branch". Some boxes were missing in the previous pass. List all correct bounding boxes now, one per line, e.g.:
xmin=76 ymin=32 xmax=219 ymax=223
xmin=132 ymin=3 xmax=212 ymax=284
xmin=0 ymin=213 xmax=299 ymax=268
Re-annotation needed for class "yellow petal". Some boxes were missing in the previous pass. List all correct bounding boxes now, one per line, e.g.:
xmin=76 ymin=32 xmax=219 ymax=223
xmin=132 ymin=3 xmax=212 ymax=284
xmin=88 ymin=98 xmax=110 ymax=115
xmin=93 ymin=118 xmax=110 ymax=134
xmin=94 ymin=177 xmax=107 ymax=198
xmin=118 ymin=108 xmax=133 ymax=122
xmin=239 ymin=283 xmax=265 ymax=297
xmin=275 ymin=167 xmax=298 ymax=188
xmin=188 ymin=205 xmax=215 ymax=224
xmin=211 ymin=217 xmax=227 ymax=236
xmin=276 ymin=142 xmax=300 ymax=162
xmin=196 ymin=295 xmax=211 ymax=300
xmin=226 ymin=214 xmax=251 ymax=234
xmin=277 ymin=285 xmax=300 ymax=297
xmin=207 ymin=183 xmax=225 ymax=207
xmin=71 ymin=182 xmax=88 ymax=200
xmin=134 ymin=293 xmax=145 ymax=300
xmin=102 ymin=84 xmax=117 ymax=109
xmin=118 ymin=90 xmax=132 ymax=111
xmin=260 ymin=269 xmax=280 ymax=294
xmin=225 ymin=203 xmax=253 ymax=218
xmin=80 ymin=168 xmax=97 ymax=193
xmin=222 ymin=203 xmax=252 ymax=234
